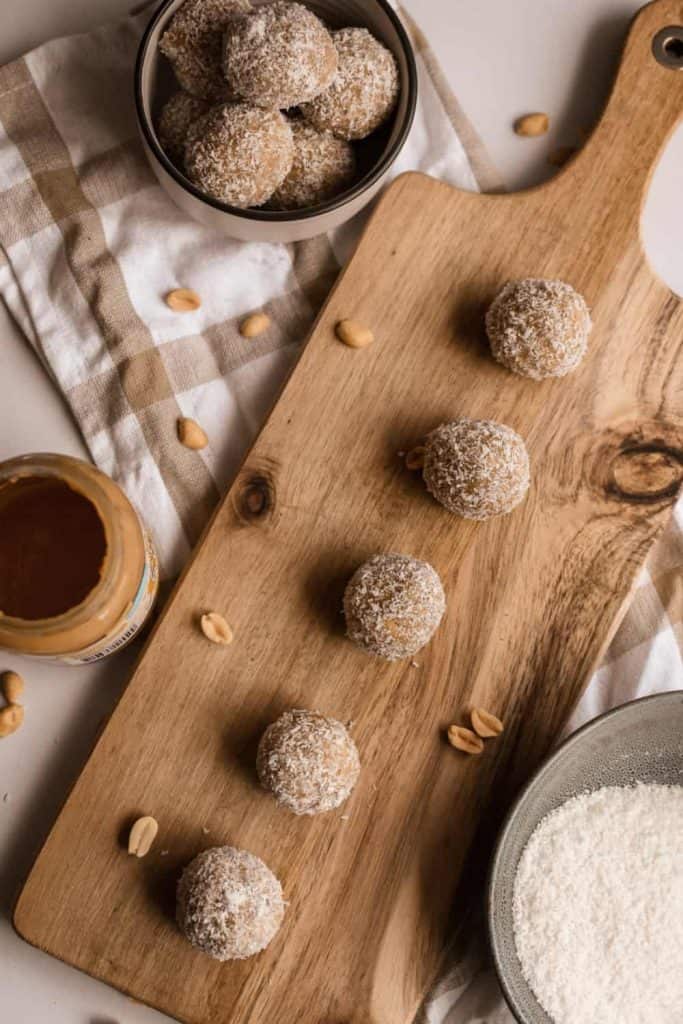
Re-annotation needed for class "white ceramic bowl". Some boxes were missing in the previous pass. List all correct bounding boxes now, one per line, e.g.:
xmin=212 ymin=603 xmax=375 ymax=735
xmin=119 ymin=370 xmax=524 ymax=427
xmin=134 ymin=0 xmax=418 ymax=242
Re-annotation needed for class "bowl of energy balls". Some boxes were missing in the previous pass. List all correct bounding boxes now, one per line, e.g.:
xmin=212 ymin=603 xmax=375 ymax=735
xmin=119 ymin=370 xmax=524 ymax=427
xmin=135 ymin=0 xmax=417 ymax=241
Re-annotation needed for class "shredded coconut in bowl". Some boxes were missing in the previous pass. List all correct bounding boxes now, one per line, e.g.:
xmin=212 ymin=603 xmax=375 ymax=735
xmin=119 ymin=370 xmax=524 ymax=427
xmin=513 ymin=783 xmax=683 ymax=1024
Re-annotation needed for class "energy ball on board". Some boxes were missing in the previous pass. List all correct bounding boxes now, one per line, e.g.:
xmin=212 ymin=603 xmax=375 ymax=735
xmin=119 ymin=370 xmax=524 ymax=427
xmin=184 ymin=103 xmax=294 ymax=207
xmin=268 ymin=120 xmax=356 ymax=209
xmin=176 ymin=846 xmax=285 ymax=960
xmin=422 ymin=419 xmax=530 ymax=520
xmin=159 ymin=0 xmax=251 ymax=102
xmin=222 ymin=1 xmax=337 ymax=110
xmin=485 ymin=278 xmax=592 ymax=380
xmin=344 ymin=553 xmax=446 ymax=661
xmin=257 ymin=709 xmax=360 ymax=815
xmin=157 ymin=90 xmax=209 ymax=165
xmin=300 ymin=27 xmax=399 ymax=141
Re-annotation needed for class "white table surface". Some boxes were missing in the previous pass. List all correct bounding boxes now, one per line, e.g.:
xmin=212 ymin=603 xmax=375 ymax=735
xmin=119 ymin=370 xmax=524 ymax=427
xmin=1 ymin=2 xmax=681 ymax=1021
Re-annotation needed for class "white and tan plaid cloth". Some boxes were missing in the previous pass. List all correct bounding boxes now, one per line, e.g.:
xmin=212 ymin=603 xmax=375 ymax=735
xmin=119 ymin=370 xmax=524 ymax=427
xmin=0 ymin=5 xmax=501 ymax=580
xmin=0 ymin=7 xmax=681 ymax=1024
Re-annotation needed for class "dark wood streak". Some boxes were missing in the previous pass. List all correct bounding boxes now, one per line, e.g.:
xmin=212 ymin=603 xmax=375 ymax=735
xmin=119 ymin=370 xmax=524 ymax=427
xmin=647 ymin=292 xmax=681 ymax=415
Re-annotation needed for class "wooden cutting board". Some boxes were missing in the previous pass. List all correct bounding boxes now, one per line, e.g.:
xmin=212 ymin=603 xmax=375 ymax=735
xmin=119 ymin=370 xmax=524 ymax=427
xmin=15 ymin=3 xmax=683 ymax=1022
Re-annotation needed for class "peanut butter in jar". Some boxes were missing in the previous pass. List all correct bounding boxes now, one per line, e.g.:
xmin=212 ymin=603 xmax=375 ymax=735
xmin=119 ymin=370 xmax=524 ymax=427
xmin=0 ymin=454 xmax=158 ymax=664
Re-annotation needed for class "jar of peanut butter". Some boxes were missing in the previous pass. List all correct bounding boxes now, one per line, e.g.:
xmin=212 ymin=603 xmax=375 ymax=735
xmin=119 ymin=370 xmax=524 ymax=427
xmin=0 ymin=454 xmax=158 ymax=664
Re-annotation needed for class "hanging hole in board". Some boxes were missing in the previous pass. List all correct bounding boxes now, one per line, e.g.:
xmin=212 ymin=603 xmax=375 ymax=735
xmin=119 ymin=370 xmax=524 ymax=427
xmin=652 ymin=26 xmax=683 ymax=68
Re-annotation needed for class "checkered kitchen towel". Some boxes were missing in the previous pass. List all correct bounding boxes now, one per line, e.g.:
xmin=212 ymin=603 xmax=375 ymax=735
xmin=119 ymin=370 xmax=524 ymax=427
xmin=0 ymin=4 xmax=501 ymax=580
xmin=0 ymin=6 xmax=681 ymax=1024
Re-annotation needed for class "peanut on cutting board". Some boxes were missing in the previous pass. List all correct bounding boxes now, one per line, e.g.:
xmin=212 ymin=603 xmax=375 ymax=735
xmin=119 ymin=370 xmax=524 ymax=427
xmin=448 ymin=709 xmax=504 ymax=754
xmin=128 ymin=816 xmax=159 ymax=857
xmin=240 ymin=312 xmax=271 ymax=338
xmin=405 ymin=446 xmax=426 ymax=471
xmin=177 ymin=417 xmax=208 ymax=450
xmin=471 ymin=707 xmax=504 ymax=738
xmin=447 ymin=725 xmax=484 ymax=755
xmin=165 ymin=288 xmax=201 ymax=312
xmin=514 ymin=112 xmax=549 ymax=137
xmin=335 ymin=319 xmax=374 ymax=349
xmin=200 ymin=612 xmax=234 ymax=645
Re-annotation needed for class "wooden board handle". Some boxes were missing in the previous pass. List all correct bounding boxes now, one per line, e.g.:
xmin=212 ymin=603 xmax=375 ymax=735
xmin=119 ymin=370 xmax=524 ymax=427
xmin=547 ymin=0 xmax=683 ymax=235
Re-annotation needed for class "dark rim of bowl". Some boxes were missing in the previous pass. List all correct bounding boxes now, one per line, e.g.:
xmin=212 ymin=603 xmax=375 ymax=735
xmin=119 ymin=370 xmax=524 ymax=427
xmin=485 ymin=689 xmax=683 ymax=1024
xmin=134 ymin=0 xmax=418 ymax=221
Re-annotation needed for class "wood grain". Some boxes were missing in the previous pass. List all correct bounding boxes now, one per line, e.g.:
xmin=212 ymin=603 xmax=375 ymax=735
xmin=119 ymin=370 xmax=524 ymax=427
xmin=14 ymin=3 xmax=683 ymax=1022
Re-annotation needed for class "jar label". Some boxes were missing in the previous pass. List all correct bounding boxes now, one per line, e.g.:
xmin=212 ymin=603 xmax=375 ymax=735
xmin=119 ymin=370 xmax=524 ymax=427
xmin=58 ymin=527 xmax=159 ymax=665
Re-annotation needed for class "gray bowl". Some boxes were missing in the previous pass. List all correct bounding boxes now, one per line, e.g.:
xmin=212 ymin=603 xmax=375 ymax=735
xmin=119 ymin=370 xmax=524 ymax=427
xmin=488 ymin=691 xmax=683 ymax=1024
xmin=134 ymin=0 xmax=418 ymax=241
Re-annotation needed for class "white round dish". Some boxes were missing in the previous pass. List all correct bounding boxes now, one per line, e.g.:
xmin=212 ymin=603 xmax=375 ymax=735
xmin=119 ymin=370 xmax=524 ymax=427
xmin=134 ymin=0 xmax=418 ymax=241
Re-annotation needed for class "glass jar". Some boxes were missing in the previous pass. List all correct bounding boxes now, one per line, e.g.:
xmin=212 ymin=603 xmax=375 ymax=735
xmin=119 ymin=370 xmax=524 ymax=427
xmin=0 ymin=453 xmax=158 ymax=664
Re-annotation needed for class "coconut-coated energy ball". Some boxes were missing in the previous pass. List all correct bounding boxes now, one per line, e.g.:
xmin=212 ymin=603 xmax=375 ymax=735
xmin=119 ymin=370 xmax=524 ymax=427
xmin=300 ymin=27 xmax=399 ymax=141
xmin=423 ymin=419 xmax=530 ymax=520
xmin=222 ymin=1 xmax=337 ymax=110
xmin=268 ymin=120 xmax=356 ymax=209
xmin=177 ymin=846 xmax=284 ymax=960
xmin=485 ymin=278 xmax=592 ymax=380
xmin=257 ymin=709 xmax=360 ymax=815
xmin=344 ymin=553 xmax=445 ymax=661
xmin=159 ymin=0 xmax=251 ymax=102
xmin=184 ymin=103 xmax=294 ymax=207
xmin=157 ymin=90 xmax=209 ymax=165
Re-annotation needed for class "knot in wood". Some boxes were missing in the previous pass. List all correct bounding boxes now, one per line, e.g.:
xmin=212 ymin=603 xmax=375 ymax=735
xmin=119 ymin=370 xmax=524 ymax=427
xmin=610 ymin=444 xmax=683 ymax=503
xmin=238 ymin=473 xmax=274 ymax=521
